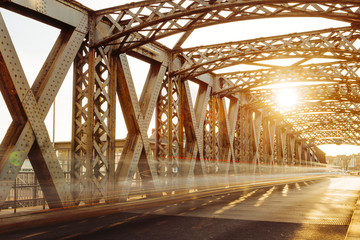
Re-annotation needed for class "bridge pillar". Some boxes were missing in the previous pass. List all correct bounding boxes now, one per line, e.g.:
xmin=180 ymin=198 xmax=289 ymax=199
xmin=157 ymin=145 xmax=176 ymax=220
xmin=248 ymin=110 xmax=255 ymax=171
xmin=290 ymin=135 xmax=296 ymax=166
xmin=114 ymin=54 xmax=166 ymax=200
xmin=180 ymin=79 xmax=211 ymax=187
xmin=252 ymin=111 xmax=262 ymax=173
xmin=156 ymin=58 xmax=182 ymax=191
xmin=267 ymin=120 xmax=276 ymax=171
xmin=203 ymin=97 xmax=217 ymax=175
xmin=262 ymin=120 xmax=270 ymax=172
xmin=297 ymin=141 xmax=302 ymax=166
xmin=71 ymin=30 xmax=116 ymax=204
xmin=280 ymin=128 xmax=287 ymax=166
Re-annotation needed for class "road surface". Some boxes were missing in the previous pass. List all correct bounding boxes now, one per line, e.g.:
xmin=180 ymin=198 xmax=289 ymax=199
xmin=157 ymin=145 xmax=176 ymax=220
xmin=1 ymin=176 xmax=360 ymax=240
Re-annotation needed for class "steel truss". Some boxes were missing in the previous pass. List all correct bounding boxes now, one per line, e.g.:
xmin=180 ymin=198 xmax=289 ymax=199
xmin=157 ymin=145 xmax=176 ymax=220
xmin=174 ymin=27 xmax=360 ymax=77
xmin=0 ymin=0 xmax=358 ymax=208
xmin=217 ymin=61 xmax=360 ymax=94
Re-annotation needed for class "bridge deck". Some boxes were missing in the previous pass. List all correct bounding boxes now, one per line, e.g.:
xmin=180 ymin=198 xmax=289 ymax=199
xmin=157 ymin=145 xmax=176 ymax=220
xmin=0 ymin=176 xmax=359 ymax=239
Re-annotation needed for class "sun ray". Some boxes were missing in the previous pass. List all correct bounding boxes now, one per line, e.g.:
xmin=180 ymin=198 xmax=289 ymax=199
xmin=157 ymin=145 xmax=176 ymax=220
xmin=276 ymin=88 xmax=298 ymax=109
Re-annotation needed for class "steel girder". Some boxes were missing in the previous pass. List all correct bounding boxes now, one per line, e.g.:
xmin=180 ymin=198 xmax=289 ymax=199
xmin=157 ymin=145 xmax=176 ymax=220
xmin=0 ymin=1 xmax=88 ymax=208
xmin=92 ymin=0 xmax=360 ymax=148
xmin=289 ymin=112 xmax=360 ymax=126
xmin=247 ymin=85 xmax=360 ymax=145
xmin=287 ymin=109 xmax=360 ymax=143
xmin=93 ymin=0 xmax=360 ymax=52
xmin=173 ymin=27 xmax=360 ymax=77
xmin=216 ymin=61 xmax=360 ymax=94
xmin=251 ymin=84 xmax=360 ymax=103
xmin=71 ymin=40 xmax=117 ymax=204
xmin=2 ymin=0 xmax=356 ymax=209
xmin=115 ymin=54 xmax=167 ymax=200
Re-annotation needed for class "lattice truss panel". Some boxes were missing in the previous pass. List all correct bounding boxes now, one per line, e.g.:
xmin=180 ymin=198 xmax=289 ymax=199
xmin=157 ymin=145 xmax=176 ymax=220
xmin=203 ymin=97 xmax=219 ymax=174
xmin=2 ymin=0 xmax=360 ymax=208
xmin=94 ymin=1 xmax=360 ymax=52
xmin=90 ymin=0 xmax=360 ymax=148
xmin=217 ymin=61 xmax=360 ymax=95
xmin=72 ymin=42 xmax=116 ymax=203
xmin=71 ymin=38 xmax=90 ymax=202
xmin=175 ymin=27 xmax=360 ymax=77
xmin=156 ymin=73 xmax=181 ymax=186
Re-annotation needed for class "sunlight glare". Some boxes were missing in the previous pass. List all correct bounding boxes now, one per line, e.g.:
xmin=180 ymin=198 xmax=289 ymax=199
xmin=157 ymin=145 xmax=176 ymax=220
xmin=318 ymin=144 xmax=360 ymax=156
xmin=276 ymin=88 xmax=298 ymax=108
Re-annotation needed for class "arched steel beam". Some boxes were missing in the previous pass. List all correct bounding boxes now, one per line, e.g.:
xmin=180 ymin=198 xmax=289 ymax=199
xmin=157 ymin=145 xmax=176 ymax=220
xmin=301 ymin=131 xmax=360 ymax=145
xmin=171 ymin=27 xmax=360 ymax=77
xmin=314 ymin=139 xmax=360 ymax=145
xmin=274 ymin=113 xmax=360 ymax=145
xmin=291 ymin=118 xmax=360 ymax=129
xmin=250 ymin=83 xmax=360 ymax=104
xmin=216 ymin=61 xmax=360 ymax=95
xmin=242 ymin=90 xmax=360 ymax=145
xmin=93 ymin=1 xmax=360 ymax=52
xmin=288 ymin=110 xmax=360 ymax=129
xmin=288 ymin=113 xmax=360 ymax=125
xmin=176 ymin=50 xmax=360 ymax=79
xmin=280 ymin=101 xmax=360 ymax=115
xmin=300 ymin=127 xmax=360 ymax=135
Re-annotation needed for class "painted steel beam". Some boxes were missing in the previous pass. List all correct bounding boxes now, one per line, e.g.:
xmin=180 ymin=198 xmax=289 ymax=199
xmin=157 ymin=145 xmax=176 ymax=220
xmin=251 ymin=83 xmax=360 ymax=104
xmin=216 ymin=61 xmax=360 ymax=95
xmin=252 ymin=111 xmax=262 ymax=172
xmin=0 ymin=0 xmax=344 ymax=207
xmin=244 ymin=88 xmax=360 ymax=145
xmin=93 ymin=1 xmax=360 ymax=52
xmin=181 ymin=81 xmax=205 ymax=179
xmin=115 ymin=53 xmax=167 ymax=201
xmin=173 ymin=27 xmax=360 ymax=78
xmin=0 ymin=0 xmax=89 ymax=30
xmin=0 ymin=11 xmax=87 ymax=208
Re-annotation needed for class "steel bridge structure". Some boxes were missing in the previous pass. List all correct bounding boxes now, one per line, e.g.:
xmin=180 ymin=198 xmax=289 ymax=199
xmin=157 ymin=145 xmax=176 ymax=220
xmin=0 ymin=0 xmax=360 ymax=209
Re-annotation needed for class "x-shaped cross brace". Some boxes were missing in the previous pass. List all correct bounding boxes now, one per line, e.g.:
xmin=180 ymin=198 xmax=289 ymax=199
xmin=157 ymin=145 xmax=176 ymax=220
xmin=115 ymin=54 xmax=168 ymax=201
xmin=181 ymin=80 xmax=211 ymax=187
xmin=0 ymin=13 xmax=87 ymax=208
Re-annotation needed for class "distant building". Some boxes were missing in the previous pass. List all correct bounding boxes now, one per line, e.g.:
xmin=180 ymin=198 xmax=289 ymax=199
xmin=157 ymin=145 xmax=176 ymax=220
xmin=326 ymin=154 xmax=360 ymax=171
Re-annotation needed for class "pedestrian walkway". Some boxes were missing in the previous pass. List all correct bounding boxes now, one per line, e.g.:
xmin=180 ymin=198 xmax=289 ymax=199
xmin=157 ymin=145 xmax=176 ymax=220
xmin=0 ymin=205 xmax=47 ymax=218
xmin=346 ymin=196 xmax=360 ymax=239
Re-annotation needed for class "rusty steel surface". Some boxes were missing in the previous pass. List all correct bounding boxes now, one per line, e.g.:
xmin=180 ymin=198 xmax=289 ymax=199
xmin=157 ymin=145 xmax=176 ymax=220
xmin=0 ymin=0 xmax=358 ymax=207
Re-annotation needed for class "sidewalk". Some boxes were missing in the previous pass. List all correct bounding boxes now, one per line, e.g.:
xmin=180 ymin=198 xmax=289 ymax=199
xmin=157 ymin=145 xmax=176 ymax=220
xmin=0 ymin=205 xmax=47 ymax=218
xmin=345 ymin=196 xmax=360 ymax=239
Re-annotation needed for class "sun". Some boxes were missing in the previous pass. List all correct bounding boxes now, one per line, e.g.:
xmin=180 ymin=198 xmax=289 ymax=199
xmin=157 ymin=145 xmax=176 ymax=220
xmin=276 ymin=88 xmax=298 ymax=109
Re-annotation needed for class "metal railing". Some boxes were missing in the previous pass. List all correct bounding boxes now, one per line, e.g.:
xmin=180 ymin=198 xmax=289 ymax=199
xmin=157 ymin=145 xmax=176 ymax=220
xmin=3 ymin=171 xmax=71 ymax=211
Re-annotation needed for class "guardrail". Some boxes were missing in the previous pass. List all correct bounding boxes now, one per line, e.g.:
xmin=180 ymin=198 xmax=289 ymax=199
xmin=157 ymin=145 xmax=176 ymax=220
xmin=2 ymin=171 xmax=70 ymax=212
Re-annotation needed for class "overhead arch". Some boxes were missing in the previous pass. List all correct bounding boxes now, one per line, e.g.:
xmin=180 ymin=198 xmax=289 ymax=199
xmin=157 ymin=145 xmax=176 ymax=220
xmin=216 ymin=61 xmax=360 ymax=94
xmin=94 ymin=1 xmax=360 ymax=52
xmin=172 ymin=27 xmax=360 ymax=77
xmin=251 ymin=84 xmax=360 ymax=103
xmin=3 ymin=0 xmax=360 ymax=209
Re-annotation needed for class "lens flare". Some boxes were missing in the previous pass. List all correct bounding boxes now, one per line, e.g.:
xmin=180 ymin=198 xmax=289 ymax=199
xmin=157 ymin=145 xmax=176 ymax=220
xmin=276 ymin=88 xmax=298 ymax=108
xmin=9 ymin=151 xmax=22 ymax=166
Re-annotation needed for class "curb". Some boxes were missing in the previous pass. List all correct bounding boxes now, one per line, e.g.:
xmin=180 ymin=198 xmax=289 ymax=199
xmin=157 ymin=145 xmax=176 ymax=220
xmin=345 ymin=196 xmax=360 ymax=239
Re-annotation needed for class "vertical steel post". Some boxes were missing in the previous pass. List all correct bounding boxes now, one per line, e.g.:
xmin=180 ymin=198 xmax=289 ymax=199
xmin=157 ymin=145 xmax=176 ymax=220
xmin=13 ymin=179 xmax=16 ymax=213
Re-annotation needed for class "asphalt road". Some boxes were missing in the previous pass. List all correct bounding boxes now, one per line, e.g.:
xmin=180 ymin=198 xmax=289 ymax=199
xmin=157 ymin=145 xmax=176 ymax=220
xmin=2 ymin=176 xmax=360 ymax=240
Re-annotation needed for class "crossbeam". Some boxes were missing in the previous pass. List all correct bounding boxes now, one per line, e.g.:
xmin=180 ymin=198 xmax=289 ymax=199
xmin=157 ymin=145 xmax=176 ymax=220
xmin=174 ymin=27 xmax=360 ymax=77
xmin=93 ymin=1 xmax=360 ymax=52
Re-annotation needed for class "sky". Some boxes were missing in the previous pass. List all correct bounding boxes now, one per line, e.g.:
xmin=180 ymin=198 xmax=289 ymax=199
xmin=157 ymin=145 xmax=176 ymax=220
xmin=1 ymin=1 xmax=360 ymax=156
